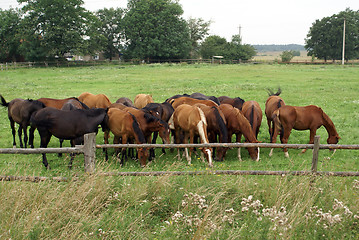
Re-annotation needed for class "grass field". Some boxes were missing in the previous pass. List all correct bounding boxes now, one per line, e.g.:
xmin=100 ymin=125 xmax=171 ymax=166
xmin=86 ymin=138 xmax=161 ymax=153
xmin=0 ymin=63 xmax=358 ymax=239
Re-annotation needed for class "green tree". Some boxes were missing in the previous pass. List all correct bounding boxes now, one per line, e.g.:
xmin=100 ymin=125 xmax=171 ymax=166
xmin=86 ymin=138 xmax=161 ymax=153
xmin=96 ymin=8 xmax=125 ymax=60
xmin=187 ymin=17 xmax=211 ymax=58
xmin=305 ymin=8 xmax=359 ymax=61
xmin=18 ymin=0 xmax=105 ymax=61
xmin=280 ymin=50 xmax=294 ymax=62
xmin=199 ymin=35 xmax=227 ymax=59
xmin=224 ymin=34 xmax=256 ymax=61
xmin=0 ymin=8 xmax=23 ymax=62
xmin=123 ymin=0 xmax=191 ymax=60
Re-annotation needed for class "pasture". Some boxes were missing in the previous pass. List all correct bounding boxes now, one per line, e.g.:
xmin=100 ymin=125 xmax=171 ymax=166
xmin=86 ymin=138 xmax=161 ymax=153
xmin=0 ymin=63 xmax=358 ymax=239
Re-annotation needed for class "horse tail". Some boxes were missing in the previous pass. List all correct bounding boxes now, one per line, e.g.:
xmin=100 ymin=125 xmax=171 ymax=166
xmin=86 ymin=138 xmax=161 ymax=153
xmin=267 ymin=87 xmax=282 ymax=96
xmin=277 ymin=99 xmax=283 ymax=109
xmin=128 ymin=112 xmax=146 ymax=144
xmin=212 ymin=107 xmax=228 ymax=143
xmin=196 ymin=107 xmax=208 ymax=143
xmin=272 ymin=109 xmax=282 ymax=133
xmin=249 ymin=105 xmax=254 ymax=128
xmin=0 ymin=95 xmax=9 ymax=107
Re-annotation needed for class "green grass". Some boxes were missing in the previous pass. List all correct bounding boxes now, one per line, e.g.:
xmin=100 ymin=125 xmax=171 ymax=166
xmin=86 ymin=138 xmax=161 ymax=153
xmin=0 ymin=63 xmax=358 ymax=239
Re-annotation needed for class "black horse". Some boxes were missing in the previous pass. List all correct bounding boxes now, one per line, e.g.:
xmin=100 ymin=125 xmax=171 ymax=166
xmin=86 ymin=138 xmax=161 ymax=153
xmin=30 ymin=107 xmax=108 ymax=169
xmin=0 ymin=95 xmax=45 ymax=148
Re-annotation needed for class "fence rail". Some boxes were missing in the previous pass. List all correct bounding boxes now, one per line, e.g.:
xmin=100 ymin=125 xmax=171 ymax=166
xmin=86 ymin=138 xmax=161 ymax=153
xmin=0 ymin=133 xmax=358 ymax=179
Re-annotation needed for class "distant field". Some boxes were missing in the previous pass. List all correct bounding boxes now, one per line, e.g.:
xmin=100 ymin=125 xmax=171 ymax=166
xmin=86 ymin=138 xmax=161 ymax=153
xmin=254 ymin=51 xmax=312 ymax=61
xmin=0 ymin=64 xmax=358 ymax=239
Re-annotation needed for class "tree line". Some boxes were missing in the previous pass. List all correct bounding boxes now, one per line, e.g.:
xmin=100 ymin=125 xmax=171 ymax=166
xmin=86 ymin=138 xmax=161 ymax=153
xmin=0 ymin=1 xmax=358 ymax=63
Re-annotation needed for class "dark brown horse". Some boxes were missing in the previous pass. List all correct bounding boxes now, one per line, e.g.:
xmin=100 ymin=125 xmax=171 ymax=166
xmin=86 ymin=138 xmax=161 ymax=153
xmin=1 ymin=95 xmax=45 ymax=148
xmin=171 ymin=104 xmax=213 ymax=167
xmin=218 ymin=96 xmax=245 ymax=110
xmin=190 ymin=92 xmax=220 ymax=105
xmin=219 ymin=104 xmax=260 ymax=161
xmin=106 ymin=108 xmax=149 ymax=166
xmin=116 ymin=97 xmax=135 ymax=108
xmin=242 ymin=101 xmax=262 ymax=138
xmin=30 ymin=107 xmax=108 ymax=169
xmin=170 ymin=96 xmax=218 ymax=109
xmin=195 ymin=103 xmax=228 ymax=161
xmin=78 ymin=92 xmax=112 ymax=109
xmin=265 ymin=88 xmax=285 ymax=141
xmin=271 ymin=105 xmax=340 ymax=158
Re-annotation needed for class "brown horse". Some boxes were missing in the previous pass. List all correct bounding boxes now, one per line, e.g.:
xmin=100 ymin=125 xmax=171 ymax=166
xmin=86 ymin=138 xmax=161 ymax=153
xmin=219 ymin=104 xmax=260 ymax=161
xmin=172 ymin=104 xmax=213 ymax=167
xmin=37 ymin=97 xmax=80 ymax=109
xmin=134 ymin=94 xmax=154 ymax=109
xmin=106 ymin=108 xmax=149 ymax=166
xmin=78 ymin=92 xmax=112 ymax=109
xmin=0 ymin=95 xmax=45 ymax=148
xmin=271 ymin=105 xmax=340 ymax=158
xmin=242 ymin=101 xmax=262 ymax=138
xmin=170 ymin=96 xmax=218 ymax=109
xmin=218 ymin=96 xmax=245 ymax=110
xmin=195 ymin=103 xmax=228 ymax=161
xmin=265 ymin=88 xmax=285 ymax=141
xmin=116 ymin=97 xmax=135 ymax=108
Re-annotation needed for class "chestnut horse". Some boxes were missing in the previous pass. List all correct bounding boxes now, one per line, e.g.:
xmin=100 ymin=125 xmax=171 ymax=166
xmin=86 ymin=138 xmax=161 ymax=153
xmin=219 ymin=104 xmax=260 ymax=161
xmin=134 ymin=94 xmax=154 ymax=109
xmin=78 ymin=92 xmax=112 ymax=109
xmin=195 ymin=104 xmax=229 ymax=161
xmin=106 ymin=108 xmax=149 ymax=166
xmin=265 ymin=88 xmax=285 ymax=141
xmin=271 ymin=105 xmax=340 ymax=158
xmin=242 ymin=101 xmax=262 ymax=138
xmin=0 ymin=95 xmax=45 ymax=148
xmin=172 ymin=104 xmax=213 ymax=167
xmin=37 ymin=97 xmax=81 ymax=109
xmin=218 ymin=96 xmax=245 ymax=110
xmin=170 ymin=96 xmax=218 ymax=109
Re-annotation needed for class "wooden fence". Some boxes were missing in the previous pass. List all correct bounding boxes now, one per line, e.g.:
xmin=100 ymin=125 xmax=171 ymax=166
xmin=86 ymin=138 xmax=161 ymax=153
xmin=1 ymin=133 xmax=359 ymax=181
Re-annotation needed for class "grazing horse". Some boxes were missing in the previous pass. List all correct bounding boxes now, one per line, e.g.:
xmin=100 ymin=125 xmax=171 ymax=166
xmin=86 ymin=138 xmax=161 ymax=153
xmin=30 ymin=108 xmax=108 ymax=169
xmin=116 ymin=97 xmax=135 ymax=108
xmin=122 ymin=107 xmax=170 ymax=160
xmin=190 ymin=92 xmax=220 ymax=105
xmin=218 ymin=96 xmax=245 ymax=110
xmin=265 ymin=88 xmax=285 ymax=140
xmin=219 ymin=104 xmax=260 ymax=161
xmin=195 ymin=104 xmax=228 ymax=161
xmin=170 ymin=96 xmax=218 ymax=109
xmin=271 ymin=105 xmax=340 ymax=158
xmin=242 ymin=101 xmax=262 ymax=138
xmin=172 ymin=104 xmax=213 ymax=167
xmin=134 ymin=94 xmax=154 ymax=109
xmin=37 ymin=97 xmax=81 ymax=109
xmin=78 ymin=92 xmax=112 ymax=109
xmin=106 ymin=108 xmax=149 ymax=166
xmin=165 ymin=94 xmax=190 ymax=103
xmin=0 ymin=95 xmax=45 ymax=148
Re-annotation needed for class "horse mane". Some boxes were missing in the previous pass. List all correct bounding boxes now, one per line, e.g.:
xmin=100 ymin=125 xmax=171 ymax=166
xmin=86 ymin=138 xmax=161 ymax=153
xmin=267 ymin=87 xmax=282 ymax=96
xmin=128 ymin=112 xmax=146 ymax=144
xmin=212 ymin=107 xmax=228 ymax=142
xmin=320 ymin=108 xmax=338 ymax=136
xmin=234 ymin=110 xmax=256 ymax=142
xmin=197 ymin=107 xmax=207 ymax=126
xmin=26 ymin=99 xmax=46 ymax=108
xmin=143 ymin=112 xmax=158 ymax=123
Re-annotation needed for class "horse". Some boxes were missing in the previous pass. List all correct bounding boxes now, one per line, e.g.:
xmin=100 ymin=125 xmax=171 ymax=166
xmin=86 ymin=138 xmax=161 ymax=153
xmin=171 ymin=104 xmax=213 ymax=167
xmin=170 ymin=96 xmax=218 ymax=109
xmin=271 ymin=105 xmax=340 ymax=158
xmin=106 ymin=108 xmax=149 ymax=167
xmin=190 ymin=92 xmax=220 ymax=105
xmin=265 ymin=88 xmax=285 ymax=140
xmin=116 ymin=97 xmax=135 ymax=108
xmin=219 ymin=104 xmax=260 ymax=161
xmin=218 ymin=96 xmax=245 ymax=110
xmin=134 ymin=94 xmax=154 ymax=109
xmin=78 ymin=92 xmax=112 ymax=109
xmin=165 ymin=94 xmax=190 ymax=103
xmin=195 ymin=104 xmax=228 ymax=161
xmin=30 ymin=107 xmax=108 ymax=169
xmin=122 ymin=107 xmax=170 ymax=160
xmin=0 ymin=95 xmax=45 ymax=148
xmin=37 ymin=97 xmax=82 ymax=109
xmin=242 ymin=101 xmax=262 ymax=138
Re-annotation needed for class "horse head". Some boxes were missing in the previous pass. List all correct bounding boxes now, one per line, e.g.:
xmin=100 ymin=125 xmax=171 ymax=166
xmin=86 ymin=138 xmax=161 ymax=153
xmin=199 ymin=146 xmax=213 ymax=167
xmin=327 ymin=134 xmax=341 ymax=145
xmin=158 ymin=120 xmax=170 ymax=144
xmin=137 ymin=147 xmax=148 ymax=167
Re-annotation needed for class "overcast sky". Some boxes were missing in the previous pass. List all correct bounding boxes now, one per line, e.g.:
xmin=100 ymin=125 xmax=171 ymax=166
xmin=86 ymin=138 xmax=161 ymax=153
xmin=1 ymin=0 xmax=358 ymax=45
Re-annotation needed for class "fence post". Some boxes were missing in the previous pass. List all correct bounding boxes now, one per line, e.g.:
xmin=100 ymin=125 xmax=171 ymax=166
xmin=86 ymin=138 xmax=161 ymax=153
xmin=83 ymin=132 xmax=97 ymax=174
xmin=311 ymin=135 xmax=320 ymax=173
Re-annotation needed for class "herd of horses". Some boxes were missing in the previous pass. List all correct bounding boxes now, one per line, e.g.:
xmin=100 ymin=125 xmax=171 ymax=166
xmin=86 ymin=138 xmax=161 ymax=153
xmin=0 ymin=88 xmax=340 ymax=169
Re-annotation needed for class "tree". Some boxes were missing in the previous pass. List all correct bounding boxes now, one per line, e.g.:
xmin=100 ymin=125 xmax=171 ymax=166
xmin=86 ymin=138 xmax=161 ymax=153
xmin=280 ymin=50 xmax=294 ymax=62
xmin=305 ymin=9 xmax=359 ymax=61
xmin=199 ymin=35 xmax=227 ymax=59
xmin=96 ymin=8 xmax=125 ymax=60
xmin=18 ymin=0 xmax=105 ymax=61
xmin=187 ymin=17 xmax=211 ymax=58
xmin=0 ymin=8 xmax=23 ymax=62
xmin=123 ymin=0 xmax=191 ymax=60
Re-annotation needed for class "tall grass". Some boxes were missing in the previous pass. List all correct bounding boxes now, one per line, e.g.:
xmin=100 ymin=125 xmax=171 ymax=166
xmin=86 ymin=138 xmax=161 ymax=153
xmin=0 ymin=63 xmax=358 ymax=238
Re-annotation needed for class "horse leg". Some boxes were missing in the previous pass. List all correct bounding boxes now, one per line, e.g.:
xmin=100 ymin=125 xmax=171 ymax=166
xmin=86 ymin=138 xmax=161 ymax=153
xmin=58 ymin=139 xmax=64 ymax=157
xmin=10 ymin=118 xmax=16 ymax=147
xmin=148 ymin=135 xmax=155 ymax=161
xmin=302 ymin=129 xmax=317 ymax=154
xmin=68 ymin=140 xmax=76 ymax=169
xmin=39 ymin=130 xmax=52 ymax=169
xmin=267 ymin=119 xmax=272 ymax=141
xmin=280 ymin=127 xmax=291 ymax=158
xmin=236 ymin=133 xmax=242 ymax=161
xmin=18 ymin=125 xmax=23 ymax=148
xmin=269 ymin=121 xmax=280 ymax=157
xmin=29 ymin=126 xmax=36 ymax=148
xmin=22 ymin=125 xmax=28 ymax=148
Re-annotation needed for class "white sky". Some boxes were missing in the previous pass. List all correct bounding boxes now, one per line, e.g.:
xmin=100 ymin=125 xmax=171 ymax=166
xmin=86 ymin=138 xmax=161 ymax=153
xmin=1 ymin=0 xmax=358 ymax=45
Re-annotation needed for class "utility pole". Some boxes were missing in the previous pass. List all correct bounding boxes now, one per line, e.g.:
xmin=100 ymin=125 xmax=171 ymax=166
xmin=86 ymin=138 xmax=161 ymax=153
xmin=238 ymin=25 xmax=242 ymax=44
xmin=342 ymin=18 xmax=346 ymax=65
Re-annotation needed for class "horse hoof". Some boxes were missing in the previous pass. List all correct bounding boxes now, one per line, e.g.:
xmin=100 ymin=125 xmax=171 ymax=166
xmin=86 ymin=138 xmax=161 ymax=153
xmin=284 ymin=152 xmax=289 ymax=158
